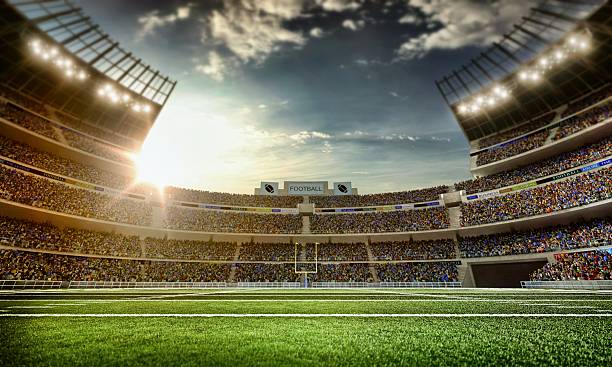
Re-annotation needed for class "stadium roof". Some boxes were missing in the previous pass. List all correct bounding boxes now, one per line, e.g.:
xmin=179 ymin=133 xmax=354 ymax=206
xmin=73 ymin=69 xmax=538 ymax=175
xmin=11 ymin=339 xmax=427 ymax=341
xmin=0 ymin=0 xmax=177 ymax=143
xmin=7 ymin=0 xmax=176 ymax=106
xmin=437 ymin=0 xmax=611 ymax=141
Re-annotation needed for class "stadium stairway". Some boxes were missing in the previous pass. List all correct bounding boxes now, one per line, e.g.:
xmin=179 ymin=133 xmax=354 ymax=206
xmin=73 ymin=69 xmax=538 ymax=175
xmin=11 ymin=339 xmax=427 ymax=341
xmin=228 ymin=242 xmax=242 ymax=282
xmin=140 ymin=239 xmax=147 ymax=257
xmin=151 ymin=206 xmax=166 ymax=228
xmin=456 ymin=264 xmax=474 ymax=287
xmin=448 ymin=207 xmax=461 ymax=228
xmin=50 ymin=125 xmax=69 ymax=145
xmin=365 ymin=242 xmax=381 ymax=282
xmin=545 ymin=127 xmax=559 ymax=144
xmin=302 ymin=216 xmax=311 ymax=234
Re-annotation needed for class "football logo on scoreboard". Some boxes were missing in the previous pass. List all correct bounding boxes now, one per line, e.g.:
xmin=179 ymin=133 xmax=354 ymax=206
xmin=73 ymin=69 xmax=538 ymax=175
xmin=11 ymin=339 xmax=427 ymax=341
xmin=264 ymin=184 xmax=275 ymax=193
xmin=333 ymin=182 xmax=352 ymax=195
xmin=260 ymin=182 xmax=279 ymax=196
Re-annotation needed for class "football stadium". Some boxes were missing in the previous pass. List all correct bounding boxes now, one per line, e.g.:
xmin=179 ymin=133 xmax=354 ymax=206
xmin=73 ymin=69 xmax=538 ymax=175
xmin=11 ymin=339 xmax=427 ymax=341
xmin=0 ymin=0 xmax=611 ymax=365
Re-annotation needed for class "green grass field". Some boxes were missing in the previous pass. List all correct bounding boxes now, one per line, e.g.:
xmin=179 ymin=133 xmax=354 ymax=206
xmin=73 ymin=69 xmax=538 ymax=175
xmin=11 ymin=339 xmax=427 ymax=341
xmin=1 ymin=288 xmax=611 ymax=366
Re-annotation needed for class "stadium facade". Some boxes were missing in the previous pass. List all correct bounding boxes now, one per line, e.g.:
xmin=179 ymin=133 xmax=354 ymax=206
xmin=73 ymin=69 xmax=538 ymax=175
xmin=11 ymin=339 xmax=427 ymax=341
xmin=0 ymin=0 xmax=611 ymax=289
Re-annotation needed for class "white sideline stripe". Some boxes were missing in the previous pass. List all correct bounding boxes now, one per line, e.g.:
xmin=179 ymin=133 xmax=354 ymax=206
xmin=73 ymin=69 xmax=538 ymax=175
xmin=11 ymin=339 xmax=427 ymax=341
xmin=1 ymin=313 xmax=611 ymax=318
xmin=6 ymin=305 xmax=53 ymax=309
xmin=0 ymin=298 xmax=610 ymax=303
xmin=46 ymin=303 xmax=86 ymax=306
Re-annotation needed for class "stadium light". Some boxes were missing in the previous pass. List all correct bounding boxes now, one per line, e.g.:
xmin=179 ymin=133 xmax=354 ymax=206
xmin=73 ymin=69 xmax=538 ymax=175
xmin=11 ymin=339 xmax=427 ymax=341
xmin=28 ymin=38 xmax=152 ymax=114
xmin=29 ymin=39 xmax=87 ymax=82
xmin=457 ymin=29 xmax=592 ymax=116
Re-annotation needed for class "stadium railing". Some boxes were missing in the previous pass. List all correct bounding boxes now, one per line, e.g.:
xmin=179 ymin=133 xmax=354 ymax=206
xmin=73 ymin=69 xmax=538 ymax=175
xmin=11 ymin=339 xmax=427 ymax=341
xmin=312 ymin=281 xmax=462 ymax=288
xmin=68 ymin=281 xmax=228 ymax=289
xmin=0 ymin=280 xmax=62 ymax=289
xmin=521 ymin=280 xmax=612 ymax=290
xmin=233 ymin=282 xmax=301 ymax=288
xmin=379 ymin=281 xmax=462 ymax=288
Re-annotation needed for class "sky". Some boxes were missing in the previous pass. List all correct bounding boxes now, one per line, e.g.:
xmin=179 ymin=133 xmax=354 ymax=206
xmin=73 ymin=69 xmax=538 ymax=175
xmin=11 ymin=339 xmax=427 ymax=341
xmin=73 ymin=0 xmax=538 ymax=194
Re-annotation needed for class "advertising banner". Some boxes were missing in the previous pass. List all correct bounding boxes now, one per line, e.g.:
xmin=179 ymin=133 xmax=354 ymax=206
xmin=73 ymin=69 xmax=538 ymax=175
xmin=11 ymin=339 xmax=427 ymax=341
xmin=333 ymin=182 xmax=352 ymax=195
xmin=286 ymin=181 xmax=326 ymax=196
xmin=260 ymin=182 xmax=279 ymax=196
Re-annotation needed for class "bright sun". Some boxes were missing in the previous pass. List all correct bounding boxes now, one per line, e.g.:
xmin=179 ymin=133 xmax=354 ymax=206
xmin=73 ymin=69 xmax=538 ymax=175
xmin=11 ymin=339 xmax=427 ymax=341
xmin=133 ymin=150 xmax=168 ymax=189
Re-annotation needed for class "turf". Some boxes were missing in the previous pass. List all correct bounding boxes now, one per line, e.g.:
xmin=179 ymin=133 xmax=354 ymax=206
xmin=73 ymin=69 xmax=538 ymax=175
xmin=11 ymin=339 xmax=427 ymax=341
xmin=1 ymin=288 xmax=611 ymax=366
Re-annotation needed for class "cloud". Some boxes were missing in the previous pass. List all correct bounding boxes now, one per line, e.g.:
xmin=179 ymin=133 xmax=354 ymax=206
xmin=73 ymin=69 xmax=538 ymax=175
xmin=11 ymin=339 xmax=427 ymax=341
xmin=194 ymin=51 xmax=228 ymax=81
xmin=137 ymin=4 xmax=193 ymax=40
xmin=316 ymin=0 xmax=361 ymax=12
xmin=342 ymin=19 xmax=365 ymax=31
xmin=309 ymin=27 xmax=325 ymax=38
xmin=288 ymin=130 xmax=332 ymax=144
xmin=195 ymin=0 xmax=312 ymax=82
xmin=398 ymin=13 xmax=421 ymax=25
xmin=395 ymin=0 xmax=535 ymax=60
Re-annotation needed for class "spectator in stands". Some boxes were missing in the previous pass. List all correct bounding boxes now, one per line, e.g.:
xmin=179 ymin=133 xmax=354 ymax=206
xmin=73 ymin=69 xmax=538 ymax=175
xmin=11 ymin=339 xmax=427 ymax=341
xmin=478 ymin=112 xmax=555 ymax=149
xmin=310 ymin=186 xmax=447 ymax=208
xmin=460 ymin=168 xmax=611 ymax=226
xmin=0 ymin=249 xmax=230 ymax=282
xmin=370 ymin=239 xmax=456 ymax=260
xmin=311 ymin=207 xmax=449 ymax=233
xmin=460 ymin=218 xmax=611 ymax=257
xmin=0 ymin=166 xmax=152 ymax=226
xmin=530 ymin=250 xmax=612 ymax=281
xmin=456 ymin=136 xmax=612 ymax=194
xmin=376 ymin=262 xmax=459 ymax=282
xmin=165 ymin=206 xmax=302 ymax=234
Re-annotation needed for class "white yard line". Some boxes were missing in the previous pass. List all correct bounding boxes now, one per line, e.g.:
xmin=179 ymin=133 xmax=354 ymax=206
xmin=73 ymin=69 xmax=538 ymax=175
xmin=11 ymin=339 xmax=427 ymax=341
xmin=0 ymin=298 xmax=609 ymax=302
xmin=1 ymin=313 xmax=611 ymax=317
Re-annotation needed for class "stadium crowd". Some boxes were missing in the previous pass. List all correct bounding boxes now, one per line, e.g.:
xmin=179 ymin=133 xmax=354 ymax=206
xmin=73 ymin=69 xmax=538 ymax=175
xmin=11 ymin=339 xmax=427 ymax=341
xmin=376 ymin=262 xmax=459 ymax=282
xmin=0 ymin=135 xmax=135 ymax=189
xmin=460 ymin=168 xmax=611 ymax=226
xmin=1 ymin=86 xmax=137 ymax=149
xmin=0 ymin=102 xmax=58 ymax=140
xmin=318 ymin=243 xmax=368 ymax=261
xmin=476 ymin=130 xmax=549 ymax=166
xmin=561 ymin=85 xmax=612 ymax=118
xmin=165 ymin=186 xmax=302 ymax=207
xmin=0 ymin=87 xmax=48 ymax=116
xmin=0 ymin=165 xmax=152 ymax=226
xmin=0 ymin=249 xmax=231 ymax=282
xmin=554 ymin=101 xmax=611 ymax=140
xmin=456 ymin=136 xmax=612 ymax=194
xmin=144 ymin=237 xmax=236 ymax=260
xmin=313 ymin=263 xmax=373 ymax=282
xmin=310 ymin=186 xmax=447 ymax=207
xmin=0 ymin=101 xmax=133 ymax=164
xmin=233 ymin=263 xmax=300 ymax=282
xmin=477 ymin=112 xmax=555 ymax=149
xmin=370 ymin=239 xmax=456 ymax=260
xmin=460 ymin=218 xmax=611 ymax=258
xmin=0 ymin=216 xmax=141 ymax=257
xmin=165 ymin=207 xmax=302 ymax=233
xmin=238 ymin=243 xmax=294 ymax=261
xmin=53 ymin=110 xmax=138 ymax=150
xmin=311 ymin=207 xmax=449 ymax=233
xmin=530 ymin=250 xmax=612 ymax=281
xmin=476 ymin=100 xmax=611 ymax=166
